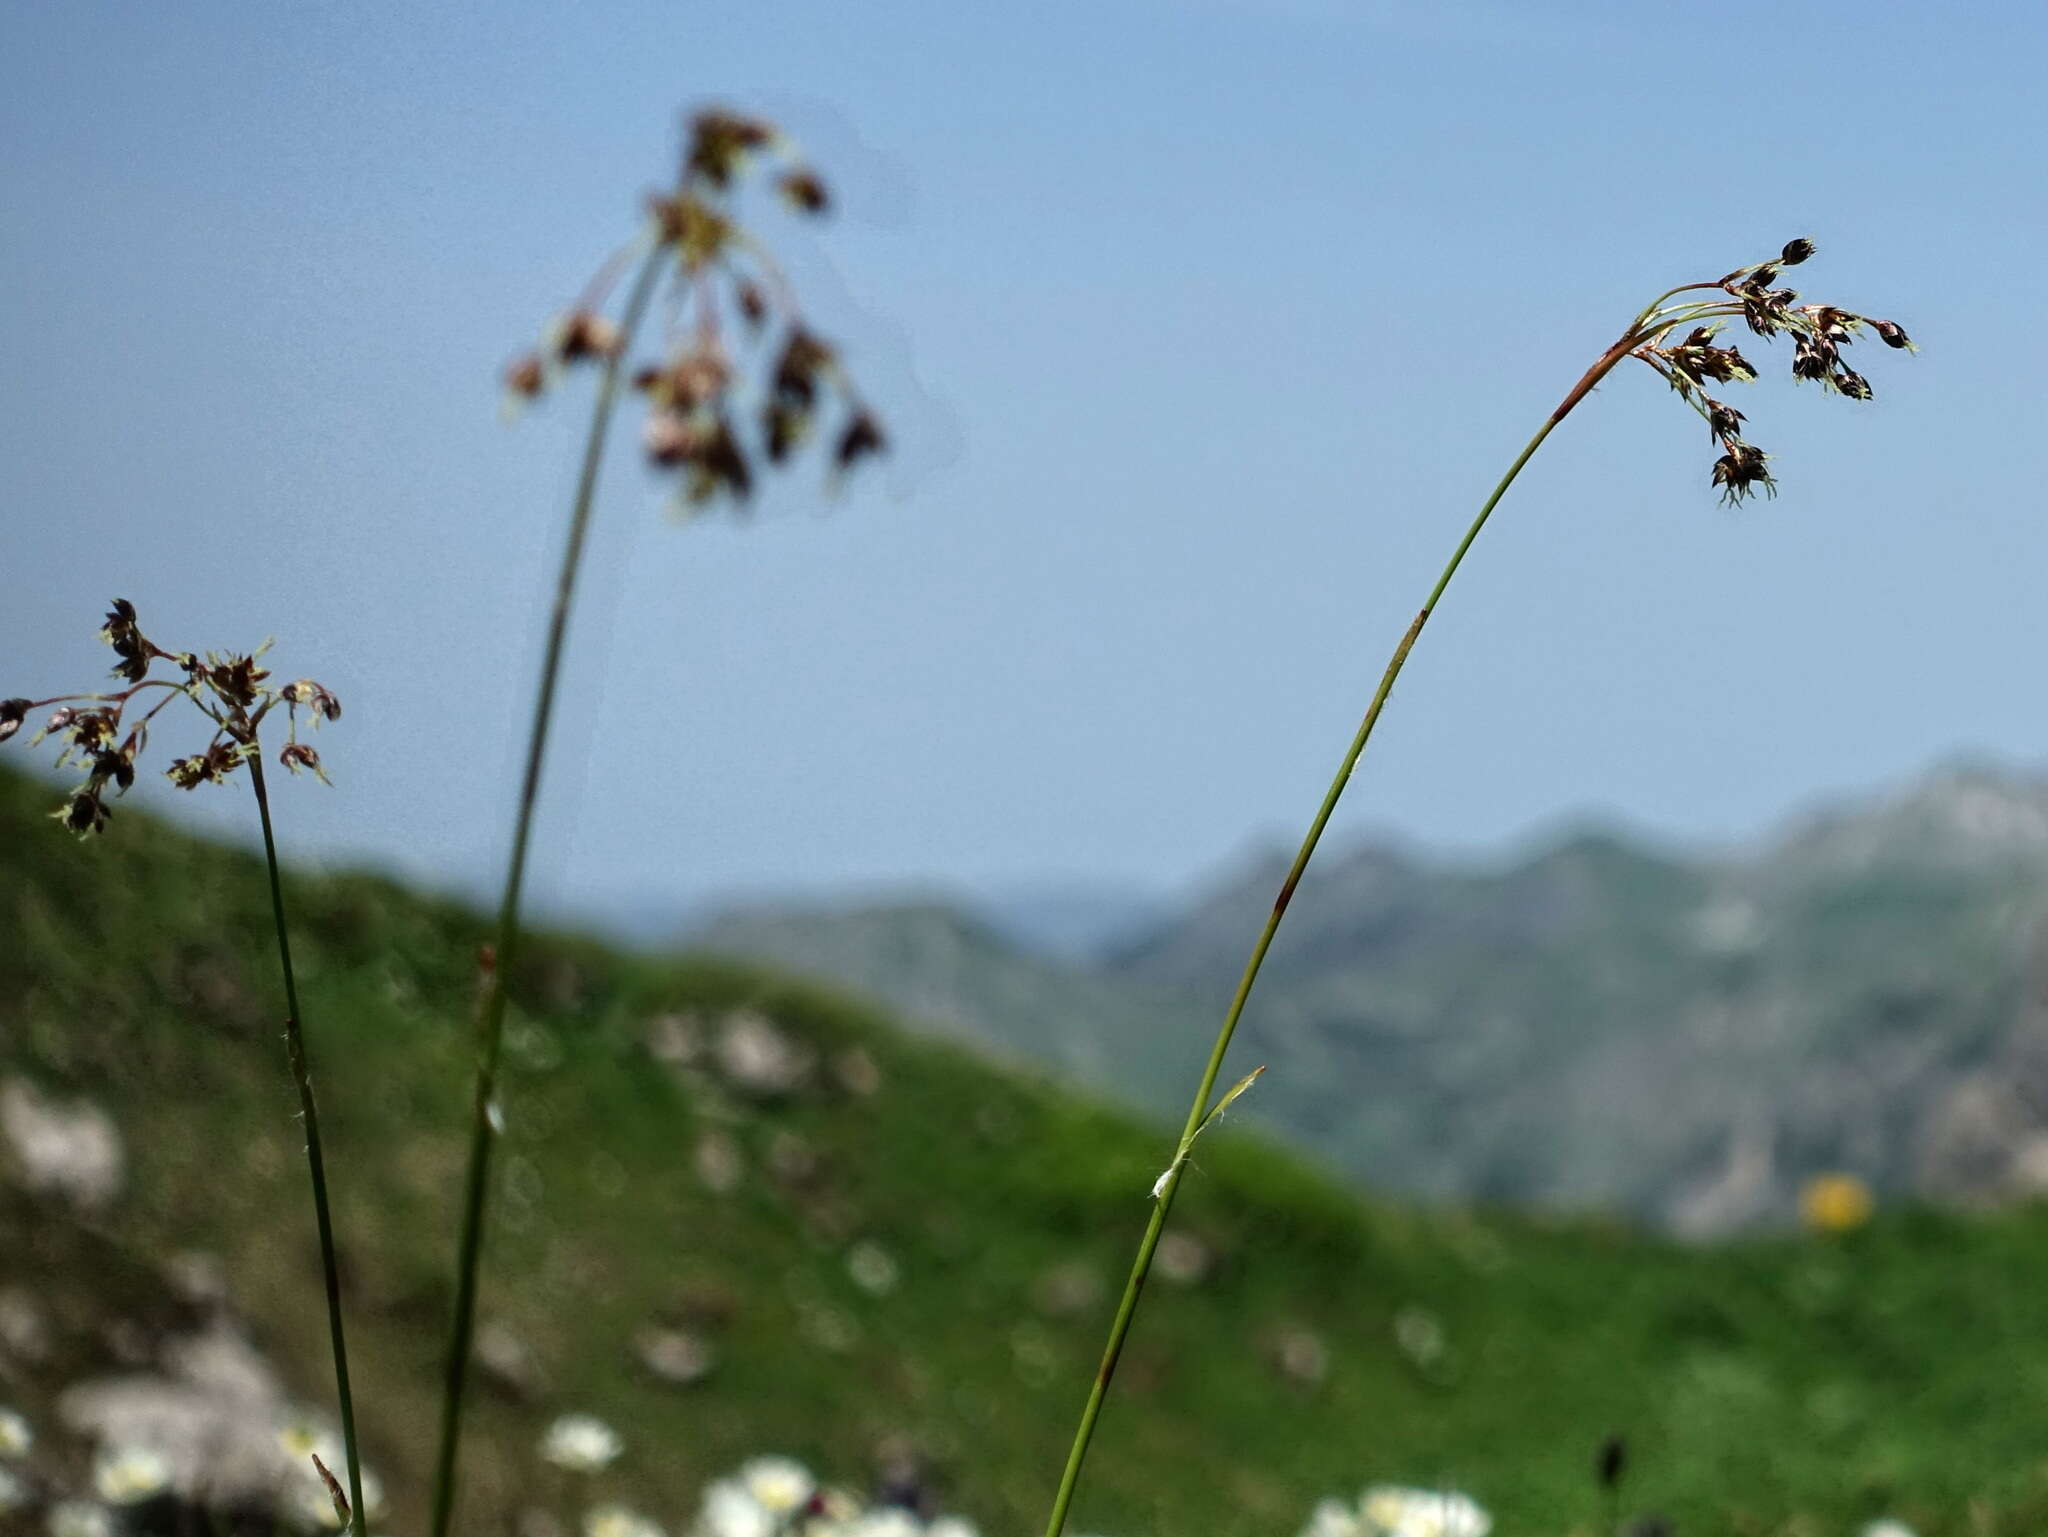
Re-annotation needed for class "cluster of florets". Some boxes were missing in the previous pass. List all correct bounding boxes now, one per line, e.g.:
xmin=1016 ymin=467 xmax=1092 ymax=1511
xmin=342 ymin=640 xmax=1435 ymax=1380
xmin=0 ymin=600 xmax=339 ymax=836
xmin=1631 ymin=238 xmax=1915 ymax=505
xmin=503 ymin=108 xmax=884 ymax=513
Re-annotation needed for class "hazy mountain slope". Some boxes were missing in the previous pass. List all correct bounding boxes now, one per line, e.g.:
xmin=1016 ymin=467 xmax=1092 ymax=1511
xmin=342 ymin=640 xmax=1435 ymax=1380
xmin=694 ymin=901 xmax=1207 ymax=1113
xmin=695 ymin=763 xmax=2048 ymax=1232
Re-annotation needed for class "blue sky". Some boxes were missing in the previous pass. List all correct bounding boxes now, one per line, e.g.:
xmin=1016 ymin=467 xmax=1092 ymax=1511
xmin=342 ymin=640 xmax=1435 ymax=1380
xmin=2 ymin=0 xmax=2040 ymax=925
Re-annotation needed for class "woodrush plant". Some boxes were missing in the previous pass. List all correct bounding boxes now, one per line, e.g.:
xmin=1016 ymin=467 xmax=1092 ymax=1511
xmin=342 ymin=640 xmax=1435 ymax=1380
xmin=1040 ymin=239 xmax=1918 ymax=1537
xmin=430 ymin=108 xmax=884 ymax=1537
xmin=0 ymin=605 xmax=365 ymax=1534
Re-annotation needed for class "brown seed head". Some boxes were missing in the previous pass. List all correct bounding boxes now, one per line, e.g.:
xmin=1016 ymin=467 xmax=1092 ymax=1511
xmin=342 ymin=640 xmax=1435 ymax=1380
xmin=687 ymin=109 xmax=775 ymax=188
xmin=504 ymin=354 xmax=547 ymax=399
xmin=834 ymin=411 xmax=887 ymax=474
xmin=279 ymin=741 xmax=330 ymax=782
xmin=57 ymin=787 xmax=110 ymax=837
xmin=282 ymin=679 xmax=343 ymax=723
xmin=1711 ymin=441 xmax=1775 ymax=505
xmin=779 ymin=168 xmax=830 ymax=215
xmin=550 ymin=310 xmax=623 ymax=364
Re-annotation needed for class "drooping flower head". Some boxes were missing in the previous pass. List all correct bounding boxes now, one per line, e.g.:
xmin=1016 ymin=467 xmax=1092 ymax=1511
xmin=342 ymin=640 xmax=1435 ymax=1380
xmin=502 ymin=109 xmax=886 ymax=515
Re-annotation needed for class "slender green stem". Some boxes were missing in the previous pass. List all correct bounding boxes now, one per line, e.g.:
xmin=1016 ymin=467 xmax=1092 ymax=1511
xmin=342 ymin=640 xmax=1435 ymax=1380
xmin=427 ymin=238 xmax=669 ymax=1537
xmin=1040 ymin=325 xmax=1644 ymax=1537
xmin=249 ymin=750 xmax=368 ymax=1537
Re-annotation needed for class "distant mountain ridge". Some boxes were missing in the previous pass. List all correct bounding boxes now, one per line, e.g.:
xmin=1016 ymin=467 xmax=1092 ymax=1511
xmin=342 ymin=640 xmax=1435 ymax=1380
xmin=691 ymin=760 xmax=2048 ymax=1234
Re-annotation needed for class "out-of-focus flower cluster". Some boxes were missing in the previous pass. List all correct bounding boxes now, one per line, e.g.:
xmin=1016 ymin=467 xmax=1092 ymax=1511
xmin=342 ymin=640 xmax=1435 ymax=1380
xmin=1626 ymin=238 xmax=1915 ymax=506
xmin=1 ymin=600 xmax=339 ymax=837
xmin=502 ymin=108 xmax=885 ymax=514
xmin=531 ymin=1424 xmax=984 ymax=1537
xmin=0 ymin=1400 xmax=1935 ymax=1537
xmin=1299 ymin=1485 xmax=1490 ymax=1537
xmin=0 ymin=1400 xmax=385 ymax=1535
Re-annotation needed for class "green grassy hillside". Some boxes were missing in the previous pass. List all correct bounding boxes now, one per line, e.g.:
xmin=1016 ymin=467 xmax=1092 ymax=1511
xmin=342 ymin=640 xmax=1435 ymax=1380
xmin=8 ymin=765 xmax=2048 ymax=1535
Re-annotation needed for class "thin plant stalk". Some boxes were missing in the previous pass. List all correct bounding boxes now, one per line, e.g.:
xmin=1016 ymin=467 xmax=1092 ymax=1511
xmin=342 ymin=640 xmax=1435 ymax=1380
xmin=427 ymin=239 xmax=669 ymax=1537
xmin=248 ymin=750 xmax=369 ymax=1537
xmin=1041 ymin=330 xmax=1646 ymax=1537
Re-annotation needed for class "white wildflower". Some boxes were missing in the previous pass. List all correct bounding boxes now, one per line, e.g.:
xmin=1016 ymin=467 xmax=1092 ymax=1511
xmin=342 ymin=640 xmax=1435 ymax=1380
xmin=0 ymin=1466 xmax=26 ymax=1516
xmin=585 ymin=1504 xmax=666 ymax=1537
xmin=846 ymin=1241 xmax=900 ymax=1296
xmin=1359 ymin=1486 xmax=1490 ymax=1537
xmin=1861 ymin=1524 xmax=1918 ymax=1537
xmin=92 ymin=1445 xmax=171 ymax=1505
xmin=926 ymin=1519 xmax=980 ymax=1537
xmin=847 ymin=1511 xmax=920 ymax=1537
xmin=0 ymin=1407 xmax=30 ymax=1458
xmin=48 ymin=1503 xmax=114 ymax=1537
xmin=699 ymin=1480 xmax=772 ymax=1537
xmin=542 ymin=1413 xmax=624 ymax=1474
xmin=1301 ymin=1498 xmax=1363 ymax=1537
xmin=739 ymin=1457 xmax=815 ymax=1516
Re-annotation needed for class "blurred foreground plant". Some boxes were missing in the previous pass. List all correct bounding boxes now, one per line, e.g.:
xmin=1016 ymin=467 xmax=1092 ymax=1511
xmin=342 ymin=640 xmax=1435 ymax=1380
xmin=1041 ymin=240 xmax=1917 ymax=1537
xmin=0 ymin=603 xmax=363 ymax=1534
xmin=431 ymin=107 xmax=884 ymax=1537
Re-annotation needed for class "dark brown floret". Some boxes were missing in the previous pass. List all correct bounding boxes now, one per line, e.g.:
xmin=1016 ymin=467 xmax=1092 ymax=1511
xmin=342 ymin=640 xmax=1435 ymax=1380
xmin=772 ymin=328 xmax=835 ymax=410
xmin=282 ymin=679 xmax=343 ymax=723
xmin=779 ymin=169 xmax=830 ymax=215
xmin=279 ymin=741 xmax=329 ymax=781
xmin=551 ymin=311 xmax=623 ymax=364
xmin=763 ymin=401 xmax=806 ymax=464
xmin=642 ymin=409 xmax=710 ymax=468
xmin=1792 ymin=336 xmax=1836 ymax=381
xmin=687 ymin=109 xmax=774 ymax=188
xmin=834 ymin=411 xmax=886 ymax=473
xmin=1705 ymin=399 xmax=1746 ymax=441
xmin=59 ymin=788 xmax=110 ymax=836
xmin=205 ymin=655 xmax=270 ymax=709
xmin=638 ymin=350 xmax=731 ymax=412
xmin=690 ymin=416 xmax=752 ymax=504
xmin=90 ymin=748 xmax=135 ymax=794
xmin=1711 ymin=442 xmax=1775 ymax=505
xmin=62 ymin=709 xmax=117 ymax=758
xmin=100 ymin=599 xmax=150 ymax=683
xmin=165 ymin=739 xmax=246 ymax=790
xmin=504 ymin=355 xmax=546 ymax=399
